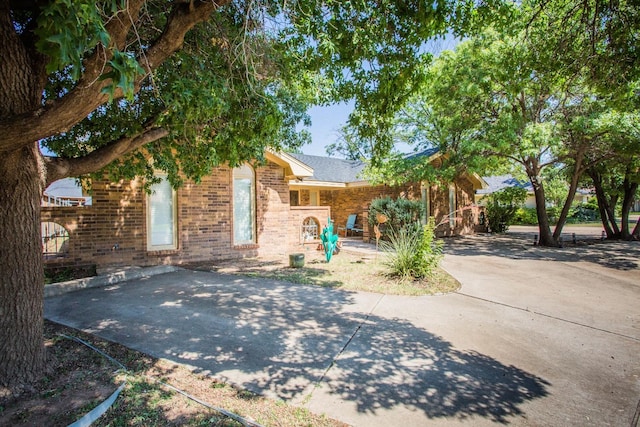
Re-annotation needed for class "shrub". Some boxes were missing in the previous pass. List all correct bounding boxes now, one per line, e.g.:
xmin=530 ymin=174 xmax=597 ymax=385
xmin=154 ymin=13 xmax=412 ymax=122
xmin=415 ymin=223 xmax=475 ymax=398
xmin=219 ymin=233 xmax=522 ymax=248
xmin=514 ymin=207 xmax=538 ymax=225
xmin=568 ymin=204 xmax=599 ymax=223
xmin=380 ymin=219 xmax=443 ymax=280
xmin=485 ymin=187 xmax=527 ymax=233
xmin=368 ymin=196 xmax=424 ymax=238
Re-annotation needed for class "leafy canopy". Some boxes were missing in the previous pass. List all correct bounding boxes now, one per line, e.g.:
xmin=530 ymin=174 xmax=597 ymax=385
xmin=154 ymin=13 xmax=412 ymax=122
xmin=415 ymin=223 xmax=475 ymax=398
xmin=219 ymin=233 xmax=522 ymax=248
xmin=32 ymin=0 xmax=512 ymax=187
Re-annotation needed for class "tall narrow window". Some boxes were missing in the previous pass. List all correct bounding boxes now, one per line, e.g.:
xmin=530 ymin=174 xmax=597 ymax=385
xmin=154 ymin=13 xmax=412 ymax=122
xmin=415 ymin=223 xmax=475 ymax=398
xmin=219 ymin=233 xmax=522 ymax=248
xmin=233 ymin=164 xmax=255 ymax=244
xmin=290 ymin=190 xmax=300 ymax=206
xmin=421 ymin=182 xmax=430 ymax=225
xmin=449 ymin=184 xmax=456 ymax=227
xmin=309 ymin=190 xmax=319 ymax=206
xmin=147 ymin=175 xmax=177 ymax=250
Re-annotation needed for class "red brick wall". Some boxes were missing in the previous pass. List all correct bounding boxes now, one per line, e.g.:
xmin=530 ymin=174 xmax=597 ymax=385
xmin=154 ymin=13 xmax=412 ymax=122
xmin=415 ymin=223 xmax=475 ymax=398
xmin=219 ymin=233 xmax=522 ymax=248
xmin=326 ymin=177 xmax=482 ymax=240
xmin=288 ymin=206 xmax=331 ymax=248
xmin=42 ymin=161 xmax=298 ymax=270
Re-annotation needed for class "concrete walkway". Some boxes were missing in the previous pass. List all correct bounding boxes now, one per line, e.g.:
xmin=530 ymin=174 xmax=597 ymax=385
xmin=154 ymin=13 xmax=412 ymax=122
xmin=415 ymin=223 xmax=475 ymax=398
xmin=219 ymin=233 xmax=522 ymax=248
xmin=45 ymin=230 xmax=640 ymax=426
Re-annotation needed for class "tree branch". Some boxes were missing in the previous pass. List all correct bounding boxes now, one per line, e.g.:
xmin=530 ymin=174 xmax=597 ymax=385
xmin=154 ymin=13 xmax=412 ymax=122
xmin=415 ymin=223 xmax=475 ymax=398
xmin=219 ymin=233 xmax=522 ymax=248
xmin=0 ymin=0 xmax=228 ymax=153
xmin=44 ymin=127 xmax=168 ymax=185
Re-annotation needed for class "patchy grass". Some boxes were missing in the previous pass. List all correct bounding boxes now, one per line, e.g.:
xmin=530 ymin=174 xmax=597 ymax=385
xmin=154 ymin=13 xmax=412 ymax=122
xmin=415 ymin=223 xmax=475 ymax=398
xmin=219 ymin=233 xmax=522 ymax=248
xmin=0 ymin=322 xmax=346 ymax=427
xmin=191 ymin=246 xmax=460 ymax=296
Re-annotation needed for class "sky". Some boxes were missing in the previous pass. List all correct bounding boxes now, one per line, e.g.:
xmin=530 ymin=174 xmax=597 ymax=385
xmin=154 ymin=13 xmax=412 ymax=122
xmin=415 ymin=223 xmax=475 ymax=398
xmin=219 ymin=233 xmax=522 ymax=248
xmin=301 ymin=102 xmax=354 ymax=156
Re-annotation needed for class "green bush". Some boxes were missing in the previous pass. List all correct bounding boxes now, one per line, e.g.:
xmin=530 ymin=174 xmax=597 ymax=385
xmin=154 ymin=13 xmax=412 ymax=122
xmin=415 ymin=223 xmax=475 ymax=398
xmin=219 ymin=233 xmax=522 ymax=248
xmin=485 ymin=187 xmax=527 ymax=233
xmin=568 ymin=204 xmax=599 ymax=223
xmin=368 ymin=196 xmax=424 ymax=237
xmin=380 ymin=219 xmax=443 ymax=280
xmin=514 ymin=207 xmax=538 ymax=225
xmin=513 ymin=204 xmax=599 ymax=225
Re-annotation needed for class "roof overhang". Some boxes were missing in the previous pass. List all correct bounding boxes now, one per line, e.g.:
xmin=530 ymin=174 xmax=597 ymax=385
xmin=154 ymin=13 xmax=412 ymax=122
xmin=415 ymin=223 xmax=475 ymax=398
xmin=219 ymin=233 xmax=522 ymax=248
xmin=265 ymin=150 xmax=314 ymax=180
xmin=467 ymin=173 xmax=489 ymax=190
xmin=288 ymin=179 xmax=370 ymax=190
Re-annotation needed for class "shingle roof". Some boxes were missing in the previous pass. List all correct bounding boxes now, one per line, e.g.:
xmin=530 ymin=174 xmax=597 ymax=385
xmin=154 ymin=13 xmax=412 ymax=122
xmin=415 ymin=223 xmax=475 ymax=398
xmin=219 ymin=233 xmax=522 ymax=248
xmin=289 ymin=153 xmax=366 ymax=183
xmin=404 ymin=147 xmax=440 ymax=160
xmin=290 ymin=147 xmax=442 ymax=184
xmin=477 ymin=175 xmax=533 ymax=195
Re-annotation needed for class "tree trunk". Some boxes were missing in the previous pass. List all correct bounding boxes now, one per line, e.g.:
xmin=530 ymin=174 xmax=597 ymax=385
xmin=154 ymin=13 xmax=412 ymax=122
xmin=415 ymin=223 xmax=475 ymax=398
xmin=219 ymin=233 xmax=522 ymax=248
xmin=632 ymin=216 xmax=640 ymax=240
xmin=553 ymin=148 xmax=586 ymax=240
xmin=589 ymin=168 xmax=618 ymax=238
xmin=0 ymin=144 xmax=46 ymax=392
xmin=530 ymin=176 xmax=556 ymax=246
xmin=620 ymin=175 xmax=638 ymax=240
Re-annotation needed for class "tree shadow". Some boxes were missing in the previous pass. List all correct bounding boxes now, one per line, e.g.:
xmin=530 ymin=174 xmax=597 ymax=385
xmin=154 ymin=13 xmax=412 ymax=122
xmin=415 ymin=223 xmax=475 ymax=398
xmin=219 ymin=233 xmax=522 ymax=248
xmin=309 ymin=315 xmax=549 ymax=423
xmin=444 ymin=231 xmax=640 ymax=272
xmin=45 ymin=270 xmax=549 ymax=424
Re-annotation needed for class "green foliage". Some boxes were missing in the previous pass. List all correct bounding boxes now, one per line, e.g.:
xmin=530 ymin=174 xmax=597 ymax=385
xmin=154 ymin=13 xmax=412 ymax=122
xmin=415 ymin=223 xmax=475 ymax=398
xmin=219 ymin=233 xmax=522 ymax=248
xmin=35 ymin=0 xmax=116 ymax=78
xmin=485 ymin=187 xmax=527 ymax=233
xmin=284 ymin=0 xmax=514 ymax=163
xmin=42 ymin=8 xmax=312 ymax=187
xmin=568 ymin=205 xmax=599 ymax=223
xmin=381 ymin=219 xmax=443 ymax=280
xmin=99 ymin=50 xmax=146 ymax=101
xmin=514 ymin=207 xmax=538 ymax=225
xmin=514 ymin=203 xmax=599 ymax=225
xmin=367 ymin=196 xmax=424 ymax=234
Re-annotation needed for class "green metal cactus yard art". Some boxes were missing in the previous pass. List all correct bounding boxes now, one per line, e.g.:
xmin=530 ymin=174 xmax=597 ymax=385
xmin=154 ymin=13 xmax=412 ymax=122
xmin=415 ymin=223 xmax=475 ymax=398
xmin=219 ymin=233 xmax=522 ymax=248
xmin=320 ymin=218 xmax=339 ymax=262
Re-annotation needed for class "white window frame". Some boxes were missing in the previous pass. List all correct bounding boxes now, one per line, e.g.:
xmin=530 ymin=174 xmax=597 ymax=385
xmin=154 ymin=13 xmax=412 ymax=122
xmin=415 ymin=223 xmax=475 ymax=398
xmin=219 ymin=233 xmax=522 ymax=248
xmin=233 ymin=164 xmax=256 ymax=245
xmin=147 ymin=175 xmax=178 ymax=251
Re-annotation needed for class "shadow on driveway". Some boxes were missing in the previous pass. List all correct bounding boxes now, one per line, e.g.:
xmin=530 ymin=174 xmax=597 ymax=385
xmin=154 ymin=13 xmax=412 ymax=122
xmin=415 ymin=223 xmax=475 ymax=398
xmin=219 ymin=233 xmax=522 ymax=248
xmin=444 ymin=227 xmax=640 ymax=272
xmin=45 ymin=271 xmax=549 ymax=424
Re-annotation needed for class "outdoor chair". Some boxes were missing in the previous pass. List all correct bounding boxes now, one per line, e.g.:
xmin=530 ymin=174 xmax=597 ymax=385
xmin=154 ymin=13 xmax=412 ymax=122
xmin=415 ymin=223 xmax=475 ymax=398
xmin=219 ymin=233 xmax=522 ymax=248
xmin=338 ymin=214 xmax=363 ymax=237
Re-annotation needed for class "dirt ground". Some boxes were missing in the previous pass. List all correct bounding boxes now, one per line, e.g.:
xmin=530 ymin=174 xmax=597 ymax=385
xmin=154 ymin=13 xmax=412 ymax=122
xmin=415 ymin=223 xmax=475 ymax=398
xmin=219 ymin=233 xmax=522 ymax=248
xmin=0 ymin=321 xmax=346 ymax=427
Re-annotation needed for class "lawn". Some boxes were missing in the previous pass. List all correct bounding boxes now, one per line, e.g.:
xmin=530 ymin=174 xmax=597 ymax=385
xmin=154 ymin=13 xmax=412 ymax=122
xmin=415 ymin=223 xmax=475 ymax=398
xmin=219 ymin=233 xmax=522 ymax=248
xmin=192 ymin=245 xmax=460 ymax=296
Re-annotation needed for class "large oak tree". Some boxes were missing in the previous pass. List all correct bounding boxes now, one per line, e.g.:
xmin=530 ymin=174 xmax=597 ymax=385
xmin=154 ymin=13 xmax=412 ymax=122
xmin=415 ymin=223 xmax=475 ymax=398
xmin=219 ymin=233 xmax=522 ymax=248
xmin=0 ymin=0 xmax=501 ymax=393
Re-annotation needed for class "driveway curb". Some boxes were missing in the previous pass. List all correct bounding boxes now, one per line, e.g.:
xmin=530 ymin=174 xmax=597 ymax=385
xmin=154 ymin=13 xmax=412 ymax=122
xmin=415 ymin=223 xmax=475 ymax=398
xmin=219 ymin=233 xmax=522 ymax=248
xmin=44 ymin=265 xmax=181 ymax=298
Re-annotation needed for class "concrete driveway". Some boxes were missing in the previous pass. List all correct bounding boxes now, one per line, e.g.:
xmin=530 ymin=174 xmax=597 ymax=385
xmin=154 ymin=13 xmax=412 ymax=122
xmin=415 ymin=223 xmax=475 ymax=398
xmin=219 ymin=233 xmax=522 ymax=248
xmin=45 ymin=229 xmax=640 ymax=426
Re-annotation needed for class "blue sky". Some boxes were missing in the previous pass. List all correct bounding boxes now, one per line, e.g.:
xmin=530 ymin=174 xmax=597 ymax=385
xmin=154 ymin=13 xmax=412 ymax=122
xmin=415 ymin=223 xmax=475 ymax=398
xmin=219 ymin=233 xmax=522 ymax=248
xmin=301 ymin=102 xmax=354 ymax=156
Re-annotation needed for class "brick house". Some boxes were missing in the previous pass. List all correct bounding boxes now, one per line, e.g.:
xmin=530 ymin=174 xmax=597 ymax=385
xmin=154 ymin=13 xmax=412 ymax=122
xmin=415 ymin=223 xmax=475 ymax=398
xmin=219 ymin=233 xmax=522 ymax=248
xmin=42 ymin=149 xmax=486 ymax=271
xmin=288 ymin=149 xmax=487 ymax=241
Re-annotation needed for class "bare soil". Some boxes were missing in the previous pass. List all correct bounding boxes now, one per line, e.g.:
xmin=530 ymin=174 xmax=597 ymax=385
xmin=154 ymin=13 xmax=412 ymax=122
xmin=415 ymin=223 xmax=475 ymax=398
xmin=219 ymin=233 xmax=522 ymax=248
xmin=0 ymin=321 xmax=346 ymax=427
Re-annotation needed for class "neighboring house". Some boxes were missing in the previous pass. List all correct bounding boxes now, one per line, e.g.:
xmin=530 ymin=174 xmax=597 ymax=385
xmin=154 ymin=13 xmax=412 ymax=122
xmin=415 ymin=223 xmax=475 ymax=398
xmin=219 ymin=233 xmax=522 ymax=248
xmin=41 ymin=149 xmax=487 ymax=271
xmin=476 ymin=174 xmax=591 ymax=208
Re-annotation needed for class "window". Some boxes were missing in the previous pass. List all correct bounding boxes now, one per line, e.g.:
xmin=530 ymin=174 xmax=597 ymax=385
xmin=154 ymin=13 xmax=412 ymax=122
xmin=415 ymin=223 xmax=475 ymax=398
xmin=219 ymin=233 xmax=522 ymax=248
xmin=301 ymin=217 xmax=320 ymax=241
xmin=290 ymin=190 xmax=300 ymax=206
xmin=309 ymin=190 xmax=319 ymax=206
xmin=233 ymin=164 xmax=256 ymax=244
xmin=449 ymin=184 xmax=456 ymax=227
xmin=147 ymin=175 xmax=177 ymax=250
xmin=421 ymin=182 xmax=430 ymax=225
xmin=41 ymin=222 xmax=69 ymax=256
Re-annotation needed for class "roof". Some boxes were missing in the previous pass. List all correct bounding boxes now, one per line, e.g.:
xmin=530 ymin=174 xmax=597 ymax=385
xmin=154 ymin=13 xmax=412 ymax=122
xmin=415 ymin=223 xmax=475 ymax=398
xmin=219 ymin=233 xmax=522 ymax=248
xmin=44 ymin=178 xmax=84 ymax=197
xmin=476 ymin=175 xmax=533 ymax=195
xmin=404 ymin=147 xmax=440 ymax=160
xmin=289 ymin=153 xmax=367 ymax=183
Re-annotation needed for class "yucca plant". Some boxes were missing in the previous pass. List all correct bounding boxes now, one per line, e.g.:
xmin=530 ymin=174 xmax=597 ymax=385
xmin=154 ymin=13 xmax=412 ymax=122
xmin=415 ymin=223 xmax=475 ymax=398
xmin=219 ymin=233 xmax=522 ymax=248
xmin=380 ymin=218 xmax=443 ymax=280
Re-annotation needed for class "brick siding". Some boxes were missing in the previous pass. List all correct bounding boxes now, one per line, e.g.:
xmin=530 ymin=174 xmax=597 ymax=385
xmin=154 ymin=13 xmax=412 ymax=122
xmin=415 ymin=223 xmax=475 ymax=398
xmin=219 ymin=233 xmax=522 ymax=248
xmin=42 ymin=161 xmax=306 ymax=270
xmin=325 ymin=176 xmax=485 ymax=240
